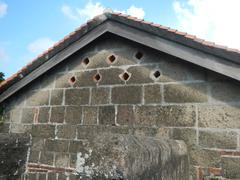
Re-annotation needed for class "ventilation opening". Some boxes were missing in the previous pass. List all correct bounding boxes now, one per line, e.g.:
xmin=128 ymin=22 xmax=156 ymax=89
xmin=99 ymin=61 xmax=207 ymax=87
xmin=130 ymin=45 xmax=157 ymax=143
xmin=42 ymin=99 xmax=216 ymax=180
xmin=83 ymin=57 xmax=90 ymax=66
xmin=153 ymin=70 xmax=161 ymax=79
xmin=69 ymin=76 xmax=76 ymax=84
xmin=120 ymin=72 xmax=131 ymax=81
xmin=135 ymin=51 xmax=143 ymax=60
xmin=93 ymin=73 xmax=101 ymax=82
xmin=108 ymin=55 xmax=116 ymax=64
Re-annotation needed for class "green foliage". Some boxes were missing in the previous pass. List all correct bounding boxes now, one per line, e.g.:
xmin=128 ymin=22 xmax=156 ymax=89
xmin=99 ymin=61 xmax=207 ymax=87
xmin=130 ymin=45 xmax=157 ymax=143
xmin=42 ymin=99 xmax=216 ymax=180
xmin=0 ymin=72 xmax=4 ymax=82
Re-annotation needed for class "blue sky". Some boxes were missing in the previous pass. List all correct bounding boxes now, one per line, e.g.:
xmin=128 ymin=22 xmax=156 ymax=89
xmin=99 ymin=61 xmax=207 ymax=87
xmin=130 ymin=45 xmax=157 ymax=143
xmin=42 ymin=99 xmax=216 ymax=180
xmin=0 ymin=0 xmax=240 ymax=77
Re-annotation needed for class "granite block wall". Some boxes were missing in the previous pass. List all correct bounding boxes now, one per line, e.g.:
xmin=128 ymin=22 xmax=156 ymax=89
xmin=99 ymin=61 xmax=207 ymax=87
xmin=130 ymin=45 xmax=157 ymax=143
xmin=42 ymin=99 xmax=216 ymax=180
xmin=1 ymin=35 xmax=240 ymax=179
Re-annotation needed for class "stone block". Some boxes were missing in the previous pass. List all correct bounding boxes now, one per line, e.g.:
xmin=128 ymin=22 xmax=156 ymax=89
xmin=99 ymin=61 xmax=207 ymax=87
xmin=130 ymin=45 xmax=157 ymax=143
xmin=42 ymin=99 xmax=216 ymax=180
xmin=39 ymin=151 xmax=54 ymax=165
xmin=164 ymin=83 xmax=208 ymax=103
xmin=82 ymin=106 xmax=98 ymax=125
xmin=199 ymin=130 xmax=237 ymax=149
xmin=10 ymin=123 xmax=32 ymax=133
xmin=10 ymin=109 xmax=22 ymax=123
xmin=189 ymin=147 xmax=221 ymax=167
xmin=69 ymin=140 xmax=84 ymax=153
xmin=99 ymin=68 xmax=124 ymax=85
xmin=55 ymin=73 xmax=73 ymax=88
xmin=210 ymin=81 xmax=240 ymax=102
xmin=48 ymin=173 xmax=57 ymax=180
xmin=77 ymin=126 xmax=99 ymax=140
xmin=21 ymin=108 xmax=37 ymax=123
xmin=50 ymin=89 xmax=63 ymax=105
xmin=99 ymin=106 xmax=115 ymax=125
xmin=172 ymin=128 xmax=197 ymax=147
xmin=87 ymin=50 xmax=109 ymax=69
xmin=29 ymin=150 xmax=39 ymax=163
xmin=65 ymin=89 xmax=89 ymax=105
xmin=0 ymin=123 xmax=9 ymax=133
xmin=135 ymin=105 xmax=195 ymax=127
xmin=50 ymin=107 xmax=65 ymax=123
xmin=26 ymin=173 xmax=37 ymax=180
xmin=221 ymin=156 xmax=240 ymax=179
xmin=31 ymin=124 xmax=55 ymax=138
xmin=74 ymin=70 xmax=97 ymax=87
xmin=65 ymin=106 xmax=82 ymax=124
xmin=112 ymin=86 xmax=142 ymax=104
xmin=126 ymin=65 xmax=154 ymax=84
xmin=38 ymin=107 xmax=50 ymax=123
xmin=57 ymin=125 xmax=76 ymax=139
xmin=38 ymin=173 xmax=47 ymax=180
xmin=55 ymin=153 xmax=69 ymax=167
xmin=144 ymin=84 xmax=162 ymax=104
xmin=91 ymin=87 xmax=110 ymax=105
xmin=117 ymin=105 xmax=135 ymax=126
xmin=198 ymin=105 xmax=240 ymax=128
xmin=39 ymin=74 xmax=55 ymax=89
xmin=31 ymin=138 xmax=44 ymax=151
xmin=26 ymin=90 xmax=50 ymax=106
xmin=45 ymin=139 xmax=69 ymax=152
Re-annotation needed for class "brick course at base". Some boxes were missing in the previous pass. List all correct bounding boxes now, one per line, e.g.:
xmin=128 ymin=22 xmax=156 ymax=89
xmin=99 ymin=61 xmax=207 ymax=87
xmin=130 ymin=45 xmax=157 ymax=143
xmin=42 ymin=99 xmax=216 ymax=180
xmin=1 ymin=35 xmax=240 ymax=179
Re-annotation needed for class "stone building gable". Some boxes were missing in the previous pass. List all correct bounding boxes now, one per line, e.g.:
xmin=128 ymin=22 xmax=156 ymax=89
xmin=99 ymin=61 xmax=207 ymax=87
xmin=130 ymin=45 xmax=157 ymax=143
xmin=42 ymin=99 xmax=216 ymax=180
xmin=1 ymin=34 xmax=240 ymax=179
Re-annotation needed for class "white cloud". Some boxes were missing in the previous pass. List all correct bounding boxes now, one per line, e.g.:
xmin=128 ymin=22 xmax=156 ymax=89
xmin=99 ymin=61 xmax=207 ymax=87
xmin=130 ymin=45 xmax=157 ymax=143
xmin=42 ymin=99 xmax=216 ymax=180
xmin=0 ymin=1 xmax=7 ymax=18
xmin=61 ymin=1 xmax=145 ymax=21
xmin=126 ymin=5 xmax=145 ymax=19
xmin=28 ymin=38 xmax=55 ymax=54
xmin=173 ymin=0 xmax=240 ymax=49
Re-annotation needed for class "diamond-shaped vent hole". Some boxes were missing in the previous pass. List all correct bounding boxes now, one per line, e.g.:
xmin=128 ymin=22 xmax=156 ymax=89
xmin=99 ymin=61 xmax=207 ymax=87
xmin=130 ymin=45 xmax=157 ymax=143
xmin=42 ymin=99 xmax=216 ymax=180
xmin=135 ymin=52 xmax=143 ymax=60
xmin=153 ymin=70 xmax=161 ymax=79
xmin=83 ymin=58 xmax=90 ymax=65
xmin=69 ymin=76 xmax=76 ymax=84
xmin=93 ymin=73 xmax=101 ymax=82
xmin=121 ymin=72 xmax=130 ymax=81
xmin=108 ymin=55 xmax=116 ymax=63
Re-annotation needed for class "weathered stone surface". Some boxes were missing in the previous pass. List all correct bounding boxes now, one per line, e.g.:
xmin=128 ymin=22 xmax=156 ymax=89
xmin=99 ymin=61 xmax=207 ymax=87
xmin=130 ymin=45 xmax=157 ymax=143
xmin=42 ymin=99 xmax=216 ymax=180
xmin=39 ymin=151 xmax=54 ymax=165
xmin=0 ymin=134 xmax=29 ymax=179
xmin=91 ymin=87 xmax=110 ymax=105
xmin=189 ymin=147 xmax=221 ymax=167
xmin=29 ymin=150 xmax=39 ymax=163
xmin=87 ymin=50 xmax=110 ymax=69
xmin=99 ymin=106 xmax=115 ymax=125
xmin=117 ymin=105 xmax=135 ymax=126
xmin=74 ymin=133 xmax=189 ymax=180
xmin=69 ymin=140 xmax=84 ymax=153
xmin=112 ymin=86 xmax=142 ymax=104
xmin=55 ymin=153 xmax=69 ymax=167
xmin=135 ymin=105 xmax=195 ymax=127
xmin=10 ymin=109 xmax=21 ymax=123
xmin=57 ymin=124 xmax=76 ymax=139
xmin=210 ymin=81 xmax=240 ymax=102
xmin=50 ymin=107 xmax=65 ymax=123
xmin=222 ymin=156 xmax=240 ymax=179
xmin=50 ymin=89 xmax=63 ymax=105
xmin=38 ymin=107 xmax=50 ymax=123
xmin=74 ymin=70 xmax=97 ymax=87
xmin=158 ymin=59 xmax=206 ymax=82
xmin=99 ymin=68 xmax=124 ymax=85
xmin=82 ymin=106 xmax=98 ymax=125
xmin=65 ymin=89 xmax=89 ymax=105
xmin=172 ymin=128 xmax=197 ymax=147
xmin=45 ymin=139 xmax=69 ymax=152
xmin=31 ymin=138 xmax=44 ymax=151
xmin=144 ymin=84 xmax=162 ymax=104
xmin=26 ymin=90 xmax=50 ymax=106
xmin=65 ymin=106 xmax=82 ymax=124
xmin=31 ymin=124 xmax=55 ymax=138
xmin=164 ymin=83 xmax=208 ymax=103
xmin=21 ymin=108 xmax=36 ymax=123
xmin=10 ymin=123 xmax=32 ymax=133
xmin=198 ymin=105 xmax=240 ymax=128
xmin=126 ymin=65 xmax=155 ymax=84
xmin=55 ymin=73 xmax=73 ymax=88
xmin=199 ymin=130 xmax=238 ymax=149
